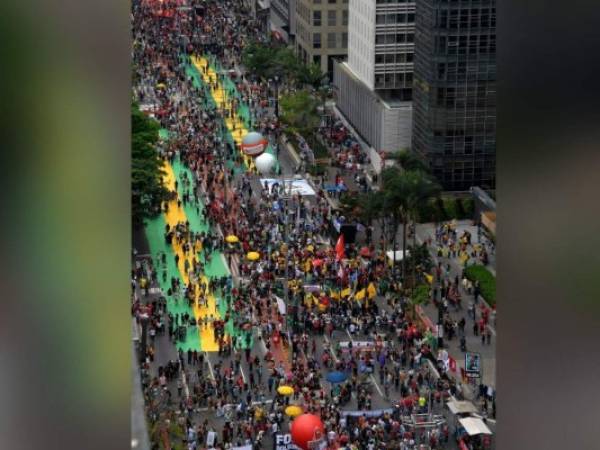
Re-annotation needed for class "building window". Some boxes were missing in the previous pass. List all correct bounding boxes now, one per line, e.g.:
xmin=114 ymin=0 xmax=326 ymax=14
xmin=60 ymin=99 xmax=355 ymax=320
xmin=328 ymin=32 xmax=336 ymax=48
xmin=481 ymin=9 xmax=489 ymax=27
xmin=449 ymin=10 xmax=458 ymax=29
xmin=437 ymin=63 xmax=446 ymax=79
xmin=342 ymin=32 xmax=348 ymax=48
xmin=313 ymin=11 xmax=321 ymax=26
xmin=328 ymin=0 xmax=336 ymax=3
xmin=439 ymin=10 xmax=448 ymax=28
xmin=328 ymin=10 xmax=336 ymax=26
xmin=342 ymin=10 xmax=348 ymax=25
xmin=314 ymin=0 xmax=321 ymax=3
xmin=313 ymin=33 xmax=321 ymax=48
xmin=313 ymin=54 xmax=321 ymax=66
xmin=471 ymin=8 xmax=480 ymax=27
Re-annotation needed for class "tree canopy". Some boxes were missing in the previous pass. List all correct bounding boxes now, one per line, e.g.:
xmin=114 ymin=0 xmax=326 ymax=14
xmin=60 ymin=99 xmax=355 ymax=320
xmin=297 ymin=63 xmax=328 ymax=90
xmin=380 ymin=167 xmax=441 ymax=219
xmin=395 ymin=149 xmax=430 ymax=173
xmin=132 ymin=102 xmax=168 ymax=226
xmin=279 ymin=91 xmax=320 ymax=135
xmin=340 ymin=191 xmax=384 ymax=227
xmin=242 ymin=42 xmax=301 ymax=82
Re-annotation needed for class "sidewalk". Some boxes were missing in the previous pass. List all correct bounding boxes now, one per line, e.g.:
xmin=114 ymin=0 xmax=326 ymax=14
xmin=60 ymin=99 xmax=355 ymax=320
xmin=415 ymin=222 xmax=496 ymax=390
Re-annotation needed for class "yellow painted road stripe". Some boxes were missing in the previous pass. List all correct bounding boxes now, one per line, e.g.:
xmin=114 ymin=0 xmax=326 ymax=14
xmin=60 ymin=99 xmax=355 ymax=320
xmin=162 ymin=162 xmax=221 ymax=351
xmin=191 ymin=56 xmax=256 ymax=171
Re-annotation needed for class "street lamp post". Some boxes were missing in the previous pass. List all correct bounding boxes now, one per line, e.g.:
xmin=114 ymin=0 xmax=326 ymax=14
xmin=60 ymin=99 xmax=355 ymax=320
xmin=255 ymin=153 xmax=294 ymax=336
xmin=274 ymin=75 xmax=280 ymax=118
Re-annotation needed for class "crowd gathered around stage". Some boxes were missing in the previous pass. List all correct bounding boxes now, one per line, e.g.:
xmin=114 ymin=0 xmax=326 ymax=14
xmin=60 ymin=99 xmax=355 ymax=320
xmin=132 ymin=1 xmax=495 ymax=449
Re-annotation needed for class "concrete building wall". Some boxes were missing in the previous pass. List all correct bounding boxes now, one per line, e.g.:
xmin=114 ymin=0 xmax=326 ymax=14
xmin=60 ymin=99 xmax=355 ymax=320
xmin=381 ymin=103 xmax=412 ymax=151
xmin=348 ymin=0 xmax=376 ymax=88
xmin=334 ymin=61 xmax=412 ymax=152
xmin=295 ymin=0 xmax=349 ymax=77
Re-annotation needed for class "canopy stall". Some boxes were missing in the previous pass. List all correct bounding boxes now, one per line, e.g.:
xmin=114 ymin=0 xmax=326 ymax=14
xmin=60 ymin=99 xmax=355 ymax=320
xmin=458 ymin=417 xmax=493 ymax=436
xmin=446 ymin=400 xmax=479 ymax=416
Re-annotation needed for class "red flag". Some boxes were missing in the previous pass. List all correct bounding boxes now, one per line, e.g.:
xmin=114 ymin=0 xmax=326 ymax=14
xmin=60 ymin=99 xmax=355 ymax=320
xmin=449 ymin=357 xmax=457 ymax=373
xmin=335 ymin=234 xmax=345 ymax=261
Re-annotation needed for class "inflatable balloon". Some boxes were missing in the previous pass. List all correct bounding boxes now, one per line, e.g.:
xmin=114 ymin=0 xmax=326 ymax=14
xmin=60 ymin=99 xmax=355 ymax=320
xmin=255 ymin=152 xmax=276 ymax=174
xmin=241 ymin=131 xmax=268 ymax=156
xmin=290 ymin=414 xmax=325 ymax=450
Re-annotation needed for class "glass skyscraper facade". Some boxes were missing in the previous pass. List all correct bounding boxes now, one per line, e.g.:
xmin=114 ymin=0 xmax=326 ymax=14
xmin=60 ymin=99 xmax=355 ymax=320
xmin=412 ymin=0 xmax=496 ymax=191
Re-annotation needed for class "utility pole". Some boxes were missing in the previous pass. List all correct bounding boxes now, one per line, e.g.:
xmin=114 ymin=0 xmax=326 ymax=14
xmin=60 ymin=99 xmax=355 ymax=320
xmin=274 ymin=75 xmax=280 ymax=119
xmin=282 ymin=178 xmax=293 ymax=337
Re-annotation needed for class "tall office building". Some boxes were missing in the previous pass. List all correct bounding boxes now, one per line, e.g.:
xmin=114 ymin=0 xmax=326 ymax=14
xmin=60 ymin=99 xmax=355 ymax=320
xmin=412 ymin=0 xmax=496 ymax=191
xmin=295 ymin=0 xmax=349 ymax=78
xmin=248 ymin=0 xmax=271 ymax=37
xmin=270 ymin=0 xmax=297 ymax=42
xmin=333 ymin=0 xmax=415 ymax=153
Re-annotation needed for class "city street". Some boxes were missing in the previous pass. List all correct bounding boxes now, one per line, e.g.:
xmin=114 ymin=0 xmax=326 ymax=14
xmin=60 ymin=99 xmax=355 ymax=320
xmin=131 ymin=1 xmax=496 ymax=449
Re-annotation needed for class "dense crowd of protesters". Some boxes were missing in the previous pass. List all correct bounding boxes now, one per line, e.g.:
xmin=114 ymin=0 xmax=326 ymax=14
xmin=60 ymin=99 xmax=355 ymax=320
xmin=132 ymin=1 xmax=493 ymax=449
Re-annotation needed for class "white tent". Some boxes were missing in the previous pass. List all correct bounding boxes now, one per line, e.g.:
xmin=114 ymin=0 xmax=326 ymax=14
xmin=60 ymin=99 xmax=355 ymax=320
xmin=458 ymin=417 xmax=493 ymax=436
xmin=386 ymin=250 xmax=409 ymax=262
xmin=447 ymin=400 xmax=479 ymax=416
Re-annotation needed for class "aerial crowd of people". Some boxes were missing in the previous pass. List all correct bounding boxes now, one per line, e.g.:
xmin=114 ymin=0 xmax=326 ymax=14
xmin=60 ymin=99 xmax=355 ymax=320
xmin=132 ymin=1 xmax=495 ymax=449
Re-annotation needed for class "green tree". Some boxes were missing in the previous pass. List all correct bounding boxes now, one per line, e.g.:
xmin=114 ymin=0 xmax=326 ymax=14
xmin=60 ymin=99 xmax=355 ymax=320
xmin=409 ymin=284 xmax=431 ymax=317
xmin=340 ymin=191 xmax=385 ymax=244
xmin=380 ymin=167 xmax=410 ymax=275
xmin=396 ymin=149 xmax=430 ymax=173
xmin=279 ymin=91 xmax=320 ymax=135
xmin=297 ymin=62 xmax=328 ymax=90
xmin=132 ymin=102 xmax=168 ymax=227
xmin=379 ymin=167 xmax=440 ymax=284
xmin=242 ymin=42 xmax=301 ymax=83
xmin=404 ymin=170 xmax=441 ymax=285
xmin=273 ymin=47 xmax=302 ymax=82
xmin=242 ymin=42 xmax=274 ymax=79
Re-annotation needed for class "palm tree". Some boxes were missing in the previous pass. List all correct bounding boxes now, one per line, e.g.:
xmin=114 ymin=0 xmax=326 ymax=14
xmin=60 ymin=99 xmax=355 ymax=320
xmin=298 ymin=62 xmax=328 ymax=90
xmin=380 ymin=167 xmax=410 ymax=277
xmin=340 ymin=191 xmax=384 ymax=245
xmin=405 ymin=171 xmax=441 ymax=287
xmin=396 ymin=149 xmax=430 ymax=173
xmin=380 ymin=167 xmax=440 ymax=285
